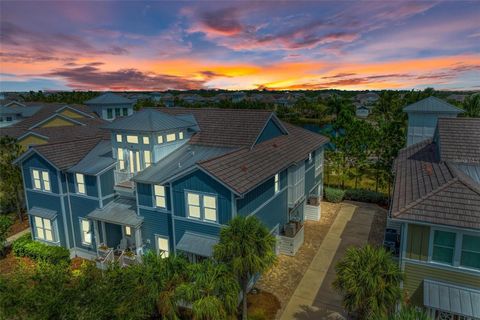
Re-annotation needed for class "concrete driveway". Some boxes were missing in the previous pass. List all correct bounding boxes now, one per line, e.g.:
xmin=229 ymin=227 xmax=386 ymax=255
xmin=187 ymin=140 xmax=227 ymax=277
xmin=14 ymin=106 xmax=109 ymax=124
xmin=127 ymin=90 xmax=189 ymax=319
xmin=280 ymin=201 xmax=386 ymax=320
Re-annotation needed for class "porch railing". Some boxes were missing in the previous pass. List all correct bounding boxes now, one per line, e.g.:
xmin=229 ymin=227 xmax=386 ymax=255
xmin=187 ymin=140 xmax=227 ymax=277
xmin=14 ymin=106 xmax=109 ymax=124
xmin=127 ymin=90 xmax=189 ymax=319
xmin=114 ymin=170 xmax=134 ymax=185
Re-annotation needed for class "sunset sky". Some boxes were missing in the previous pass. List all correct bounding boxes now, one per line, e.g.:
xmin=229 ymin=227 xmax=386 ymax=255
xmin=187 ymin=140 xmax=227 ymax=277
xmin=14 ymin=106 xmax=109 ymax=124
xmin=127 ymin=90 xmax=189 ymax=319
xmin=1 ymin=1 xmax=479 ymax=91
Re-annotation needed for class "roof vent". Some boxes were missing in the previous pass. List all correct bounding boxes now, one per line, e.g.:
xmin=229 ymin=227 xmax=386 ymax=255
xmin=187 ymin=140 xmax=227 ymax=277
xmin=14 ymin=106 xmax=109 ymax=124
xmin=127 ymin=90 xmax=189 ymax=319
xmin=423 ymin=163 xmax=433 ymax=176
xmin=241 ymin=165 xmax=248 ymax=172
xmin=272 ymin=143 xmax=278 ymax=148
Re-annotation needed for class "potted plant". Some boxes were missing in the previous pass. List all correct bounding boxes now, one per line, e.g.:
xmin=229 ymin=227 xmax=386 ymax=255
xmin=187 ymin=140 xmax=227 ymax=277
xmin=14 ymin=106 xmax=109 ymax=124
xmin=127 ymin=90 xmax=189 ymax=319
xmin=123 ymin=249 xmax=137 ymax=266
xmin=97 ymin=244 xmax=111 ymax=259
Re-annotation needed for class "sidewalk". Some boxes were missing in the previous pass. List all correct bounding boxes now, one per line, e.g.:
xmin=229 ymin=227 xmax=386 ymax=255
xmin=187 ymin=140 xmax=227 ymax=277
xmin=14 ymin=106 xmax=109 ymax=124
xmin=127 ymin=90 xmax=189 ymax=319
xmin=280 ymin=202 xmax=375 ymax=320
xmin=5 ymin=228 xmax=31 ymax=246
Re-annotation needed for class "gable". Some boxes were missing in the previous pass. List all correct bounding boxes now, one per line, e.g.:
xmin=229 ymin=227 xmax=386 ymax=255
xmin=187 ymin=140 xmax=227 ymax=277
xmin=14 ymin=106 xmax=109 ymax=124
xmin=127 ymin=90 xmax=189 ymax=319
xmin=58 ymin=108 xmax=86 ymax=119
xmin=256 ymin=117 xmax=285 ymax=145
xmin=18 ymin=134 xmax=48 ymax=148
xmin=38 ymin=115 xmax=79 ymax=128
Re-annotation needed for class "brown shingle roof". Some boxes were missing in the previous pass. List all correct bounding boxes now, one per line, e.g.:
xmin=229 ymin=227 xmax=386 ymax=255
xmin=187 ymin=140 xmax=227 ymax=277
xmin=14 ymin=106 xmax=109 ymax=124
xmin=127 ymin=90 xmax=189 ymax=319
xmin=437 ymin=117 xmax=480 ymax=164
xmin=159 ymin=107 xmax=274 ymax=147
xmin=33 ymin=138 xmax=103 ymax=170
xmin=198 ymin=122 xmax=328 ymax=194
xmin=391 ymin=139 xmax=480 ymax=230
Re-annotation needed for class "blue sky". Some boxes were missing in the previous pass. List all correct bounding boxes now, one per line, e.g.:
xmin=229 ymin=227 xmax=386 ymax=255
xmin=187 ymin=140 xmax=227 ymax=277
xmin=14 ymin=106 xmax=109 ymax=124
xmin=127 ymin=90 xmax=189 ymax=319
xmin=1 ymin=0 xmax=479 ymax=91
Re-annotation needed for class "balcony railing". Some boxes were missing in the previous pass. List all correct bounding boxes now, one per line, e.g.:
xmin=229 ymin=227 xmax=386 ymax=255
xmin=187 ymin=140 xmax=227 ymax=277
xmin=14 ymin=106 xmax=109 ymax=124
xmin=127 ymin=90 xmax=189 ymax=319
xmin=114 ymin=170 xmax=133 ymax=186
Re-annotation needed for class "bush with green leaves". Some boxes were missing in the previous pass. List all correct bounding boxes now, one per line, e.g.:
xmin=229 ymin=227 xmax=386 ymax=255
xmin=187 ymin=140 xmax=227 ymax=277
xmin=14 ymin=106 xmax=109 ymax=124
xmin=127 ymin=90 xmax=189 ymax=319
xmin=324 ymin=187 xmax=345 ymax=203
xmin=344 ymin=188 xmax=388 ymax=205
xmin=388 ymin=305 xmax=429 ymax=320
xmin=12 ymin=233 xmax=70 ymax=264
xmin=0 ymin=215 xmax=13 ymax=256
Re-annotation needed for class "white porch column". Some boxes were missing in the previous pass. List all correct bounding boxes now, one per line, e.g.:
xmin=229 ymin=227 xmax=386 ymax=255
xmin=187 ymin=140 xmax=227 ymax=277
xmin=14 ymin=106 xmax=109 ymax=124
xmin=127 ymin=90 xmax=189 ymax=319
xmin=101 ymin=221 xmax=107 ymax=245
xmin=134 ymin=227 xmax=142 ymax=255
xmin=93 ymin=220 xmax=100 ymax=248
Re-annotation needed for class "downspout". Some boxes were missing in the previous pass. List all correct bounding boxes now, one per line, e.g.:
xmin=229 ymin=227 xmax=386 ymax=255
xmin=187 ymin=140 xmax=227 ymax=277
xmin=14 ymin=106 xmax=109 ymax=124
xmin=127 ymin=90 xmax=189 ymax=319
xmin=169 ymin=182 xmax=176 ymax=254
xmin=65 ymin=173 xmax=78 ymax=255
xmin=57 ymin=171 xmax=71 ymax=249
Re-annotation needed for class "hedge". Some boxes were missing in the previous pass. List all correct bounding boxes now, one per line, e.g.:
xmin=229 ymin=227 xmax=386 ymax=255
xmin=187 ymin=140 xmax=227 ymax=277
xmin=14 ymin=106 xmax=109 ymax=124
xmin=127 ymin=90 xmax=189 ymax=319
xmin=12 ymin=233 xmax=70 ymax=264
xmin=344 ymin=189 xmax=388 ymax=205
xmin=324 ymin=187 xmax=345 ymax=203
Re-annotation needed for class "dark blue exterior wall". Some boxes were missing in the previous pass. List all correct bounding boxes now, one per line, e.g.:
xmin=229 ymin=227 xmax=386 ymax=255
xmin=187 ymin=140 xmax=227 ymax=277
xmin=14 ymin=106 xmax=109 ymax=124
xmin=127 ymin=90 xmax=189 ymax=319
xmin=174 ymin=218 xmax=221 ymax=246
xmin=305 ymin=157 xmax=316 ymax=193
xmin=256 ymin=118 xmax=284 ymax=144
xmin=22 ymin=153 xmax=59 ymax=193
xmin=137 ymin=183 xmax=153 ymax=207
xmin=100 ymin=168 xmax=115 ymax=198
xmin=105 ymin=223 xmax=122 ymax=247
xmin=171 ymin=170 xmax=232 ymax=224
xmin=69 ymin=195 xmax=100 ymax=252
xmin=139 ymin=207 xmax=173 ymax=252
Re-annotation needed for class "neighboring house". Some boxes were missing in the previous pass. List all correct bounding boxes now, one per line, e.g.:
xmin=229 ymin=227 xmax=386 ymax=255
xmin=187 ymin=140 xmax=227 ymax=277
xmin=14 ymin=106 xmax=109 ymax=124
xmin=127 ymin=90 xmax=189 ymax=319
xmin=150 ymin=92 xmax=162 ymax=102
xmin=15 ymin=107 xmax=328 ymax=265
xmin=446 ymin=94 xmax=467 ymax=103
xmin=355 ymin=92 xmax=379 ymax=106
xmin=355 ymin=105 xmax=369 ymax=118
xmin=389 ymin=117 xmax=480 ymax=319
xmin=179 ymin=94 xmax=205 ymax=105
xmin=85 ymin=92 xmax=135 ymax=121
xmin=162 ymin=93 xmax=175 ymax=108
xmin=404 ymin=96 xmax=464 ymax=146
xmin=231 ymin=91 xmax=246 ymax=103
xmin=0 ymin=103 xmax=105 ymax=148
xmin=0 ymin=102 xmax=42 ymax=128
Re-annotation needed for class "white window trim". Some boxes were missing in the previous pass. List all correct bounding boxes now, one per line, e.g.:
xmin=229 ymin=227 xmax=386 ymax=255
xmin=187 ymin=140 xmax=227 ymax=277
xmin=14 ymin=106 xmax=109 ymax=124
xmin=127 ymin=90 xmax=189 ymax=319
xmin=185 ymin=190 xmax=218 ymax=223
xmin=79 ymin=218 xmax=92 ymax=246
xmin=31 ymin=168 xmax=51 ymax=192
xmin=34 ymin=216 xmax=55 ymax=243
xmin=154 ymin=185 xmax=167 ymax=209
xmin=427 ymin=227 xmax=480 ymax=271
xmin=75 ymin=173 xmax=86 ymax=195
xmin=166 ymin=133 xmax=176 ymax=142
xmin=155 ymin=235 xmax=169 ymax=258
xmin=274 ymin=173 xmax=280 ymax=193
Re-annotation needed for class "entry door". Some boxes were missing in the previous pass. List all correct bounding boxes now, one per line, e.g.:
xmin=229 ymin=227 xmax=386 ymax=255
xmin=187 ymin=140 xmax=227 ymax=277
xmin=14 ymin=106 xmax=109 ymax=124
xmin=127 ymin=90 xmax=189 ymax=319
xmin=128 ymin=150 xmax=141 ymax=173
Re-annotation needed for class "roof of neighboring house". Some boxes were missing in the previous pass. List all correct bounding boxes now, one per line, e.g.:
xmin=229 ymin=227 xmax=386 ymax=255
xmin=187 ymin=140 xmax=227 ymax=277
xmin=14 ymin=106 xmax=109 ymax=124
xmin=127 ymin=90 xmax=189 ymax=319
xmin=403 ymin=96 xmax=464 ymax=113
xmin=198 ymin=122 xmax=328 ymax=195
xmin=103 ymin=108 xmax=196 ymax=132
xmin=84 ymin=92 xmax=134 ymax=105
xmin=437 ymin=118 xmax=480 ymax=164
xmin=0 ymin=105 xmax=42 ymax=117
xmin=133 ymin=144 xmax=234 ymax=184
xmin=391 ymin=139 xmax=480 ymax=230
xmin=32 ymin=138 xmax=104 ymax=170
xmin=68 ymin=140 xmax=115 ymax=175
xmin=160 ymin=108 xmax=275 ymax=148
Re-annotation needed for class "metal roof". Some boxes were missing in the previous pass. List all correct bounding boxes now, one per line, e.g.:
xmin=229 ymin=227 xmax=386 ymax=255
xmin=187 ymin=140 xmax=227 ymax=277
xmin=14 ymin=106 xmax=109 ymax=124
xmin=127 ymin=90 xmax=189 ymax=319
xmin=84 ymin=92 xmax=134 ymax=105
xmin=403 ymin=96 xmax=464 ymax=113
xmin=29 ymin=207 xmax=57 ymax=220
xmin=424 ymin=279 xmax=480 ymax=318
xmin=88 ymin=197 xmax=143 ymax=227
xmin=176 ymin=231 xmax=219 ymax=257
xmin=68 ymin=140 xmax=115 ymax=175
xmin=0 ymin=105 xmax=42 ymax=117
xmin=104 ymin=108 xmax=195 ymax=132
xmin=133 ymin=144 xmax=233 ymax=184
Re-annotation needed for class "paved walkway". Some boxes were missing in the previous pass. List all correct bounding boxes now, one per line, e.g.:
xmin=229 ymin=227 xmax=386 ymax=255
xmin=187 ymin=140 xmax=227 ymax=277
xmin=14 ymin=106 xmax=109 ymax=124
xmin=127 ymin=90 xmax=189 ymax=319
xmin=280 ymin=202 xmax=377 ymax=320
xmin=5 ymin=228 xmax=31 ymax=246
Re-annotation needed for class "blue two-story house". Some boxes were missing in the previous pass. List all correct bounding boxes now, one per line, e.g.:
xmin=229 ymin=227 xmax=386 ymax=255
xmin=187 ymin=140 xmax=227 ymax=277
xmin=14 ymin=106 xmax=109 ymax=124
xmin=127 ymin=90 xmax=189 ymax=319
xmin=15 ymin=107 xmax=328 ymax=263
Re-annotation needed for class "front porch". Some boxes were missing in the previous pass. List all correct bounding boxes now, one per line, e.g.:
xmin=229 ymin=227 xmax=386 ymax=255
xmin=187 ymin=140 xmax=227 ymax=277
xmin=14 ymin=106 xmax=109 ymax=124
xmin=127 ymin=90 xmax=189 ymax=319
xmin=87 ymin=197 xmax=144 ymax=268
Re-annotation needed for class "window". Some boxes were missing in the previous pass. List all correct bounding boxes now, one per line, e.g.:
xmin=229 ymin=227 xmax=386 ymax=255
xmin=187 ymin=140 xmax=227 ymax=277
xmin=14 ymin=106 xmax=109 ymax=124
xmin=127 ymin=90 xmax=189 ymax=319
xmin=308 ymin=152 xmax=312 ymax=163
xmin=125 ymin=226 xmax=132 ymax=237
xmin=461 ymin=235 xmax=480 ymax=269
xmin=115 ymin=108 xmax=121 ymax=117
xmin=315 ymin=149 xmax=324 ymax=173
xmin=186 ymin=192 xmax=217 ymax=222
xmin=107 ymin=108 xmax=113 ymax=119
xmin=126 ymin=135 xmax=138 ymax=144
xmin=117 ymin=148 xmax=125 ymax=170
xmin=6 ymin=116 xmax=12 ymax=121
xmin=203 ymin=195 xmax=217 ymax=222
xmin=157 ymin=135 xmax=164 ymax=144
xmin=32 ymin=169 xmax=50 ymax=192
xmin=122 ymin=108 xmax=128 ymax=116
xmin=34 ymin=216 xmax=54 ymax=242
xmin=432 ymin=230 xmax=456 ymax=265
xmin=179 ymin=131 xmax=184 ymax=139
xmin=274 ymin=173 xmax=280 ymax=193
xmin=156 ymin=236 xmax=169 ymax=258
xmin=144 ymin=150 xmax=152 ymax=168
xmin=80 ymin=218 xmax=92 ymax=245
xmin=143 ymin=136 xmax=150 ymax=144
xmin=116 ymin=134 xmax=122 ymax=142
xmin=166 ymin=133 xmax=176 ymax=142
xmin=154 ymin=185 xmax=166 ymax=208
xmin=187 ymin=193 xmax=201 ymax=218
xmin=75 ymin=173 xmax=85 ymax=194
xmin=136 ymin=152 xmax=141 ymax=172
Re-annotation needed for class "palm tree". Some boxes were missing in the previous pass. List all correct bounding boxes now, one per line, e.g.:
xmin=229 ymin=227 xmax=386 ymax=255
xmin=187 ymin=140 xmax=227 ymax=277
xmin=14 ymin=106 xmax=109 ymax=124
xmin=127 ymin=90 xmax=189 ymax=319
xmin=462 ymin=94 xmax=480 ymax=117
xmin=387 ymin=304 xmax=429 ymax=320
xmin=213 ymin=216 xmax=277 ymax=320
xmin=176 ymin=260 xmax=239 ymax=320
xmin=333 ymin=245 xmax=404 ymax=319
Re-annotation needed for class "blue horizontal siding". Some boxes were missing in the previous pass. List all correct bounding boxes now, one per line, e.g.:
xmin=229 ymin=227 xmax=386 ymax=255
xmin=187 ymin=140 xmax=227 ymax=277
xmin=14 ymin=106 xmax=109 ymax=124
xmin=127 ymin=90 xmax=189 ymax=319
xmin=69 ymin=195 xmax=100 ymax=252
xmin=100 ymin=169 xmax=115 ymax=198
xmin=172 ymin=170 xmax=231 ymax=224
xmin=174 ymin=218 xmax=221 ymax=246
xmin=139 ymin=207 xmax=173 ymax=252
xmin=22 ymin=153 xmax=59 ymax=193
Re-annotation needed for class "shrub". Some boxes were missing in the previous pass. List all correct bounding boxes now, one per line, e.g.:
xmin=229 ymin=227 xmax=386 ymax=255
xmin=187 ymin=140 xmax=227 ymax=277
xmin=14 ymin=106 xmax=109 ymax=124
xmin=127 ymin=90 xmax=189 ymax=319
xmin=324 ymin=187 xmax=345 ymax=203
xmin=344 ymin=189 xmax=388 ymax=205
xmin=12 ymin=233 xmax=70 ymax=264
xmin=0 ymin=215 xmax=13 ymax=256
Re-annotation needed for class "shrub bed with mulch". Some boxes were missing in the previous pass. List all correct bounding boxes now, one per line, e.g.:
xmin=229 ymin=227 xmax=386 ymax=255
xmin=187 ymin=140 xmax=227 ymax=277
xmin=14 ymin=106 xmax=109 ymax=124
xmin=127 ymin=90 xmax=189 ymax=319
xmin=247 ymin=288 xmax=281 ymax=320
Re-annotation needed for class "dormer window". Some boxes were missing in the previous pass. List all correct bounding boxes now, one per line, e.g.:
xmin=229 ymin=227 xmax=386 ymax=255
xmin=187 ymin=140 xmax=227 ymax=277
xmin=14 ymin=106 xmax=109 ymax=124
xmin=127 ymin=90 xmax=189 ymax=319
xmin=179 ymin=132 xmax=184 ymax=140
xmin=158 ymin=135 xmax=164 ymax=144
xmin=117 ymin=148 xmax=125 ymax=170
xmin=166 ymin=133 xmax=176 ymax=142
xmin=144 ymin=150 xmax=152 ymax=167
xmin=143 ymin=136 xmax=150 ymax=144
xmin=127 ymin=135 xmax=138 ymax=144
xmin=122 ymin=108 xmax=128 ymax=116
xmin=116 ymin=134 xmax=122 ymax=142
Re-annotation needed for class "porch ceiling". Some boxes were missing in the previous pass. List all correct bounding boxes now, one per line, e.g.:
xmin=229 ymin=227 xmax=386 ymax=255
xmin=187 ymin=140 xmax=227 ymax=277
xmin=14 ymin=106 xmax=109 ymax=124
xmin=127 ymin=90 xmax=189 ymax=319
xmin=88 ymin=197 xmax=143 ymax=228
